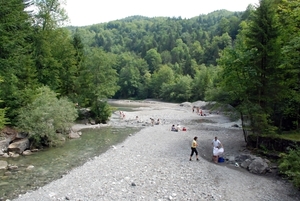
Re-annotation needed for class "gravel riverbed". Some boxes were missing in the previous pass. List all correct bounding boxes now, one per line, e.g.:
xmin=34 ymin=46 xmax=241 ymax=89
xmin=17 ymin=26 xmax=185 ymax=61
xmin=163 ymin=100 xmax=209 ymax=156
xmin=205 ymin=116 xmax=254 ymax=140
xmin=13 ymin=101 xmax=300 ymax=201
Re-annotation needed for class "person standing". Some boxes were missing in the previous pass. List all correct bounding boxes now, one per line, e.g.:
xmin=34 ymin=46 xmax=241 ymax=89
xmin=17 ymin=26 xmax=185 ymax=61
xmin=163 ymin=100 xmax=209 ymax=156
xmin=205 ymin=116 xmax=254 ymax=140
xmin=190 ymin=136 xmax=199 ymax=161
xmin=212 ymin=136 xmax=222 ymax=148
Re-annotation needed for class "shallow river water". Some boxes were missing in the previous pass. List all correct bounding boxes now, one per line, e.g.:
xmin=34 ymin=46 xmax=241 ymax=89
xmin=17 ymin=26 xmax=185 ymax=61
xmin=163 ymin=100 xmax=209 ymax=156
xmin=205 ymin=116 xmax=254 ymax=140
xmin=0 ymin=104 xmax=141 ymax=200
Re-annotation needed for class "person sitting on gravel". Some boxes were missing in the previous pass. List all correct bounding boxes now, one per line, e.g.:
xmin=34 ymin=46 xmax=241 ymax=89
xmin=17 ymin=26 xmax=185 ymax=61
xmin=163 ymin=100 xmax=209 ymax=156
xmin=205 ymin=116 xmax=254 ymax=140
xmin=171 ymin=124 xmax=178 ymax=131
xmin=176 ymin=123 xmax=182 ymax=131
xmin=212 ymin=146 xmax=224 ymax=163
xmin=150 ymin=118 xmax=154 ymax=126
xmin=156 ymin=119 xmax=160 ymax=125
xmin=190 ymin=136 xmax=199 ymax=161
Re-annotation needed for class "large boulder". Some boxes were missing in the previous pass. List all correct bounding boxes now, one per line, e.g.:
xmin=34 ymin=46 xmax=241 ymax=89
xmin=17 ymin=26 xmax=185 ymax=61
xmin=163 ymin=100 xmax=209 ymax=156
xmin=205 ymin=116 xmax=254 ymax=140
xmin=248 ymin=157 xmax=269 ymax=174
xmin=8 ymin=138 xmax=29 ymax=154
xmin=241 ymin=159 xmax=252 ymax=169
xmin=235 ymin=154 xmax=253 ymax=163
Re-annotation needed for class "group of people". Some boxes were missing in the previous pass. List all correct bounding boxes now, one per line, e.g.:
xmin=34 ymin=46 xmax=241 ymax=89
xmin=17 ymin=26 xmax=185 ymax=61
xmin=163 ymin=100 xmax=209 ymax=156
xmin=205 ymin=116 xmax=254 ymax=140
xmin=171 ymin=124 xmax=187 ymax=132
xmin=171 ymin=124 xmax=180 ymax=132
xmin=192 ymin=106 xmax=206 ymax=116
xmin=150 ymin=118 xmax=160 ymax=126
xmin=119 ymin=111 xmax=126 ymax=119
xmin=189 ymin=136 xmax=224 ymax=163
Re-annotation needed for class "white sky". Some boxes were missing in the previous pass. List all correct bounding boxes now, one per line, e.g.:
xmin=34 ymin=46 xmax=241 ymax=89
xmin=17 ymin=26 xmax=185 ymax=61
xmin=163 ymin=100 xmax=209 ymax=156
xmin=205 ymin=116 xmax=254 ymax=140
xmin=64 ymin=0 xmax=259 ymax=26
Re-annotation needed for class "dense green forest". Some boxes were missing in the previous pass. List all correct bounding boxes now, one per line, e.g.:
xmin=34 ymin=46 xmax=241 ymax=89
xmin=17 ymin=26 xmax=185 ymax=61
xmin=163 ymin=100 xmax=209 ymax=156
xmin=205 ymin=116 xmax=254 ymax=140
xmin=1 ymin=0 xmax=300 ymax=185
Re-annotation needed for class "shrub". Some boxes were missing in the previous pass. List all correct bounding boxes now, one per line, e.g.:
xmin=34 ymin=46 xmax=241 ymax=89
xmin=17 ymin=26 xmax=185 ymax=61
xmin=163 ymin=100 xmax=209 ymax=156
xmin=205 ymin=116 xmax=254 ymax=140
xmin=90 ymin=100 xmax=112 ymax=124
xmin=17 ymin=86 xmax=78 ymax=147
xmin=279 ymin=146 xmax=300 ymax=188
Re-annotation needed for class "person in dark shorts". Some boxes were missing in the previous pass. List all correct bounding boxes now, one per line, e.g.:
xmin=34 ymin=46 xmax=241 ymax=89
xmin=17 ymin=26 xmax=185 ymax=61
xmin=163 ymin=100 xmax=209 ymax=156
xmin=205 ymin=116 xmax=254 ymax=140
xmin=189 ymin=136 xmax=199 ymax=161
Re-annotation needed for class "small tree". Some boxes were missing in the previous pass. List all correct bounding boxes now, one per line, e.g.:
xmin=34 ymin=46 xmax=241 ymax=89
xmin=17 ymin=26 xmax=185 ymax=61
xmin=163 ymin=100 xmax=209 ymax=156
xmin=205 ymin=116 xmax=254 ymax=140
xmin=17 ymin=86 xmax=78 ymax=147
xmin=91 ymin=100 xmax=112 ymax=124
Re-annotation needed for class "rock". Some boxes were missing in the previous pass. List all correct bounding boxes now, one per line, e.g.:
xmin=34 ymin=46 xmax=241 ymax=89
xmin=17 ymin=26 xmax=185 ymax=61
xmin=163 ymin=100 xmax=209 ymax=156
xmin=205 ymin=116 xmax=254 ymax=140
xmin=0 ymin=139 xmax=10 ymax=153
xmin=68 ymin=131 xmax=80 ymax=139
xmin=227 ymin=156 xmax=235 ymax=162
xmin=240 ymin=159 xmax=252 ymax=169
xmin=15 ymin=132 xmax=28 ymax=139
xmin=8 ymin=138 xmax=29 ymax=154
xmin=22 ymin=150 xmax=32 ymax=156
xmin=8 ymin=165 xmax=18 ymax=170
xmin=1 ymin=153 xmax=9 ymax=158
xmin=4 ymin=171 xmax=12 ymax=176
xmin=248 ymin=157 xmax=269 ymax=174
xmin=0 ymin=160 xmax=8 ymax=170
xmin=31 ymin=149 xmax=39 ymax=152
xmin=10 ymin=152 xmax=20 ymax=158
xmin=235 ymin=154 xmax=253 ymax=163
xmin=26 ymin=165 xmax=34 ymax=171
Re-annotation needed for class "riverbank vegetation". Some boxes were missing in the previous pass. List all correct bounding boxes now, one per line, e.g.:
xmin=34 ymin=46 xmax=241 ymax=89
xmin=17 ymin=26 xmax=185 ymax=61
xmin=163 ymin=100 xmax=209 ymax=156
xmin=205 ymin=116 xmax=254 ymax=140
xmin=0 ymin=0 xmax=300 ymax=187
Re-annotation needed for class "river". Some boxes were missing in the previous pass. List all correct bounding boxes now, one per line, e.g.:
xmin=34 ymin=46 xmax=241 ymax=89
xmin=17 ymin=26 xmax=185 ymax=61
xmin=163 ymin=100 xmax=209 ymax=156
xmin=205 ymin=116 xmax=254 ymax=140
xmin=0 ymin=103 xmax=141 ymax=200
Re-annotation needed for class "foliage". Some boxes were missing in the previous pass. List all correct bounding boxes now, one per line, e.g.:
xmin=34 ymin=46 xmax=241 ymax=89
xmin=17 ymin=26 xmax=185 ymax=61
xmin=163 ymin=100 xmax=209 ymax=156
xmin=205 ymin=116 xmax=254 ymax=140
xmin=150 ymin=65 xmax=175 ymax=98
xmin=276 ymin=0 xmax=300 ymax=130
xmin=0 ymin=100 xmax=7 ymax=130
xmin=91 ymin=100 xmax=112 ymax=124
xmin=0 ymin=78 xmax=8 ymax=129
xmin=33 ymin=0 xmax=68 ymax=29
xmin=279 ymin=147 xmax=300 ymax=188
xmin=0 ymin=0 xmax=38 ymax=123
xmin=214 ymin=0 xmax=286 ymax=141
xmin=81 ymin=48 xmax=119 ymax=105
xmin=0 ymin=106 xmax=7 ymax=130
xmin=2 ymin=0 xmax=300 ymax=154
xmin=70 ymin=10 xmax=244 ymax=101
xmin=171 ymin=75 xmax=193 ymax=102
xmin=17 ymin=86 xmax=78 ymax=147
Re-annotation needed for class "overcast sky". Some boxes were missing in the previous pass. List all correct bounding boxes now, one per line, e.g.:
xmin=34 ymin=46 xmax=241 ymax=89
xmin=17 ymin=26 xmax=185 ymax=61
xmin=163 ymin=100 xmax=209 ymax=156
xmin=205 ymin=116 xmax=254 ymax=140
xmin=64 ymin=0 xmax=259 ymax=26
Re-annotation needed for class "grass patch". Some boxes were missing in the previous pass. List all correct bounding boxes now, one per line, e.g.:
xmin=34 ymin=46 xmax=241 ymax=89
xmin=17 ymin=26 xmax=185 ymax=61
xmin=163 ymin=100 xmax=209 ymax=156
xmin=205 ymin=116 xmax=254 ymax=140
xmin=277 ymin=133 xmax=300 ymax=141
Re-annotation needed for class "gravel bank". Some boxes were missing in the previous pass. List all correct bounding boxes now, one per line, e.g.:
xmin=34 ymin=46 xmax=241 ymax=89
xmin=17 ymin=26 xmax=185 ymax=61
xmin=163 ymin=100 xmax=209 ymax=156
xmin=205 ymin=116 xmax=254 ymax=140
xmin=13 ymin=101 xmax=300 ymax=201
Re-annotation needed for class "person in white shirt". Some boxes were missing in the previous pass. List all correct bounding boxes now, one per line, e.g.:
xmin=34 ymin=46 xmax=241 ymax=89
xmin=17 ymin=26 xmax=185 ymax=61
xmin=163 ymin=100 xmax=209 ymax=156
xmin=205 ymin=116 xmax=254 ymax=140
xmin=212 ymin=136 xmax=222 ymax=148
xmin=212 ymin=137 xmax=224 ymax=163
xmin=176 ymin=124 xmax=181 ymax=131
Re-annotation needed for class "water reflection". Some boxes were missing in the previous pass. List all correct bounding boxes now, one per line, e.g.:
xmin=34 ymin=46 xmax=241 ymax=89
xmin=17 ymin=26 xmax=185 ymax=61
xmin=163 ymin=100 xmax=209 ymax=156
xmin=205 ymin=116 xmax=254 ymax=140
xmin=0 ymin=126 xmax=141 ymax=200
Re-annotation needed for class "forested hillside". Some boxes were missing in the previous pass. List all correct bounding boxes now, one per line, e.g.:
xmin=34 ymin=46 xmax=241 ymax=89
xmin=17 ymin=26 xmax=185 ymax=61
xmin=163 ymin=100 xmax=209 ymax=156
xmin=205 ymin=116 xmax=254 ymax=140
xmin=69 ymin=10 xmax=245 ymax=101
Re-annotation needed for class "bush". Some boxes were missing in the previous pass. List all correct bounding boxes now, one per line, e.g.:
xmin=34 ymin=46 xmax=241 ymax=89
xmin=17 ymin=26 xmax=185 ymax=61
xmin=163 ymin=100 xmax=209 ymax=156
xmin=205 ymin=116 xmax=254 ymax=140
xmin=279 ymin=146 xmax=300 ymax=188
xmin=17 ymin=86 xmax=78 ymax=147
xmin=90 ymin=100 xmax=112 ymax=124
xmin=0 ymin=106 xmax=8 ymax=130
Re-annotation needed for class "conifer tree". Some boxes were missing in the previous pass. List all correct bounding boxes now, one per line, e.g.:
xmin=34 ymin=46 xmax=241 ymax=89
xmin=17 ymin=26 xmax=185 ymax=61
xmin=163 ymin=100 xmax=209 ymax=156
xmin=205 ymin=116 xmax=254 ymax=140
xmin=0 ymin=0 xmax=38 ymax=123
